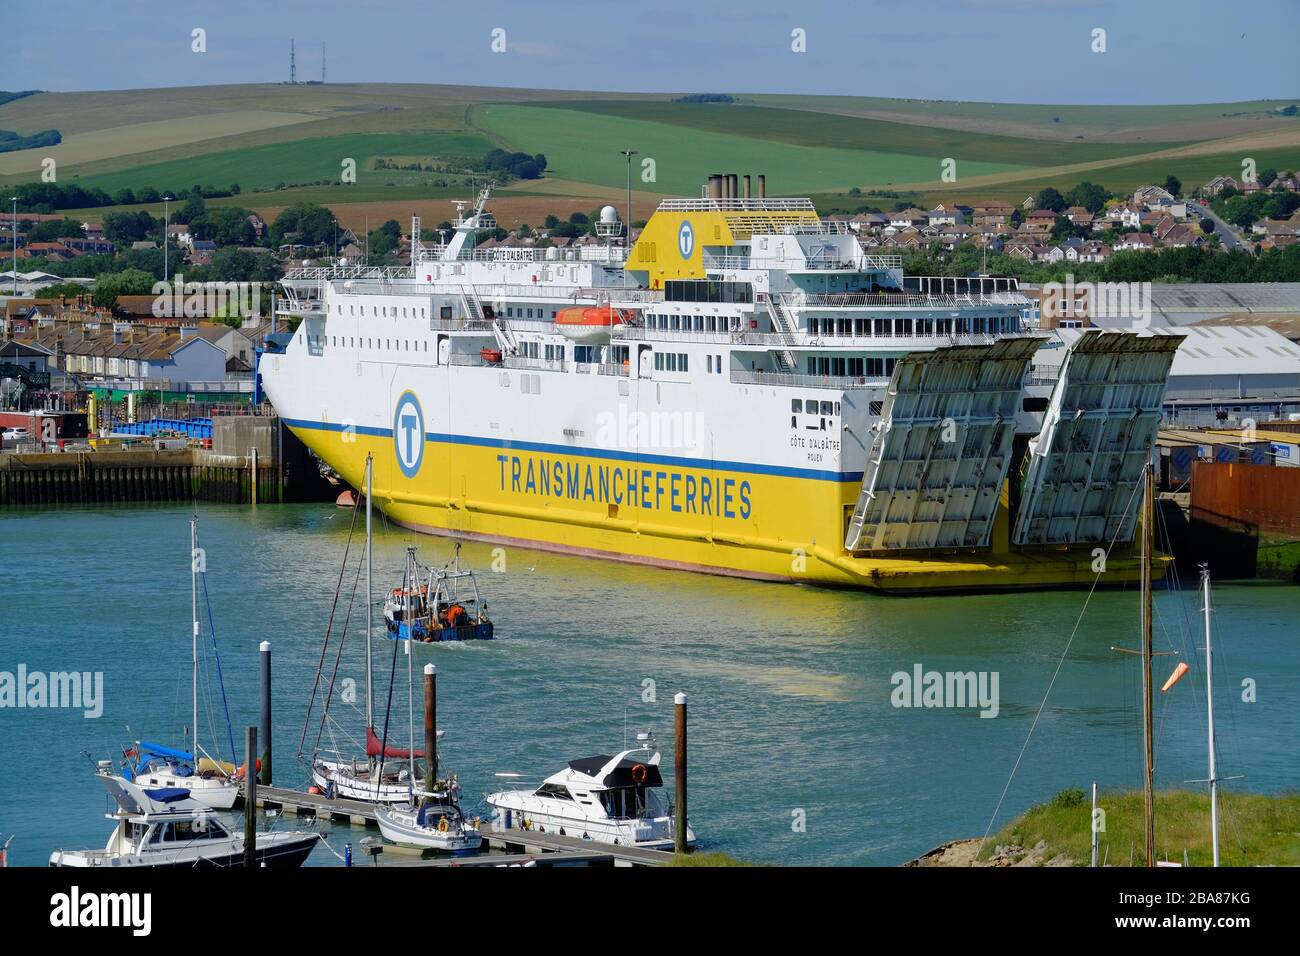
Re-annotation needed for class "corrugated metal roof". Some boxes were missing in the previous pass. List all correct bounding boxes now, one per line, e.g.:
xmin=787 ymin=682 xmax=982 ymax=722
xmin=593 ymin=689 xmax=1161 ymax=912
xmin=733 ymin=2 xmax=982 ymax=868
xmin=1046 ymin=326 xmax=1300 ymax=377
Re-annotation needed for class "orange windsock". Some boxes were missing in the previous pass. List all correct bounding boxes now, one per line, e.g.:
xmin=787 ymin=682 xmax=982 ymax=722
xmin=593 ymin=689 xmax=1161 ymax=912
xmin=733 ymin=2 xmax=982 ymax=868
xmin=1161 ymin=661 xmax=1190 ymax=693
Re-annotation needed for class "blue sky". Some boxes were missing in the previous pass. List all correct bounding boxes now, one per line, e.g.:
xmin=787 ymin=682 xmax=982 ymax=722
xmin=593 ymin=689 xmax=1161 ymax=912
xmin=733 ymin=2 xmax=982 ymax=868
xmin=4 ymin=0 xmax=1296 ymax=104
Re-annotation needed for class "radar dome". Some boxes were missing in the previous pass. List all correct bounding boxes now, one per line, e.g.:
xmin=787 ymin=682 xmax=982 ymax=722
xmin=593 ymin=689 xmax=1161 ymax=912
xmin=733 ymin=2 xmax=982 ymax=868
xmin=600 ymin=205 xmax=619 ymax=223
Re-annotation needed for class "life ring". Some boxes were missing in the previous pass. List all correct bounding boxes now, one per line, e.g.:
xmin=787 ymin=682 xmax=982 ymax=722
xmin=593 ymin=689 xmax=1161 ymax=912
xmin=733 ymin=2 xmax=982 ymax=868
xmin=437 ymin=817 xmax=449 ymax=833
xmin=631 ymin=763 xmax=648 ymax=785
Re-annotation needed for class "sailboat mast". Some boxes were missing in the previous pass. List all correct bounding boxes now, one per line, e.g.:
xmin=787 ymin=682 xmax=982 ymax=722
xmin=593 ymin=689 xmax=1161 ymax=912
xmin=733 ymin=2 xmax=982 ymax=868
xmin=191 ymin=516 xmax=200 ymax=767
xmin=1141 ymin=461 xmax=1155 ymax=867
xmin=1202 ymin=565 xmax=1220 ymax=867
xmin=406 ymin=551 xmax=416 ymax=795
xmin=365 ymin=455 xmax=374 ymax=729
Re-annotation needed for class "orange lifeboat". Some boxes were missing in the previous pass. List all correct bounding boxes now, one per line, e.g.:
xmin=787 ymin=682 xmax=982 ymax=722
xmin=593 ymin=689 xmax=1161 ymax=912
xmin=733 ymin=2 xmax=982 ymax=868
xmin=554 ymin=305 xmax=625 ymax=344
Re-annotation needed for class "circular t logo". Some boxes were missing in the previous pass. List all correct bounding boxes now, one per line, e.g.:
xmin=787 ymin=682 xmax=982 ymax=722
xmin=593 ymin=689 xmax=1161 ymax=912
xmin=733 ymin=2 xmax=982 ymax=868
xmin=393 ymin=391 xmax=424 ymax=478
xmin=677 ymin=220 xmax=694 ymax=259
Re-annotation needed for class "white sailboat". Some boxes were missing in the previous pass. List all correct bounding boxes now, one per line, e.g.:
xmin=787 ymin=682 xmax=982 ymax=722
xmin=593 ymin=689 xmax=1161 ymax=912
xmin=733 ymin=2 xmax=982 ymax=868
xmin=114 ymin=516 xmax=239 ymax=811
xmin=304 ymin=455 xmax=426 ymax=803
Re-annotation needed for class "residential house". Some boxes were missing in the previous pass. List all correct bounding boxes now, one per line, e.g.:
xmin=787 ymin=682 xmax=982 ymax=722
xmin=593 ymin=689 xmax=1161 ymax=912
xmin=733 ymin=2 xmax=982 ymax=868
xmin=927 ymin=204 xmax=966 ymax=226
xmin=1106 ymin=204 xmax=1142 ymax=229
xmin=0 ymin=339 xmax=52 ymax=375
xmin=1201 ymin=176 xmax=1239 ymax=197
xmin=1023 ymin=209 xmax=1058 ymax=236
xmin=1116 ymin=232 xmax=1156 ymax=251
xmin=888 ymin=208 xmax=928 ymax=229
xmin=1064 ymin=206 xmax=1094 ymax=228
xmin=189 ymin=240 xmax=217 ymax=265
xmin=971 ymin=200 xmax=1015 ymax=228
xmin=167 ymin=224 xmax=193 ymax=249
xmin=62 ymin=237 xmax=115 ymax=256
xmin=1133 ymin=185 xmax=1175 ymax=207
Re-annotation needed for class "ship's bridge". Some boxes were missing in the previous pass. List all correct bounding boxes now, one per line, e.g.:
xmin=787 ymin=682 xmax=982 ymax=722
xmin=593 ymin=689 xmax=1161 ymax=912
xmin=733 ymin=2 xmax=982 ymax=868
xmin=626 ymin=193 xmax=822 ymax=288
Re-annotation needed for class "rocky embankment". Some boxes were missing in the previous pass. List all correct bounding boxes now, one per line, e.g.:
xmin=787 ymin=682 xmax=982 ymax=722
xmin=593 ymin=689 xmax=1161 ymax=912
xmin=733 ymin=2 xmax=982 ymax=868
xmin=906 ymin=839 xmax=1075 ymax=867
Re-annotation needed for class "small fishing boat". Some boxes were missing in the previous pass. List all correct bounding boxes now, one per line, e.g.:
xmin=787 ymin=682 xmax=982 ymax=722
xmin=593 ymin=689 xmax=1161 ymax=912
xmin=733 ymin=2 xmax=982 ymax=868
xmin=50 ymin=768 xmax=318 ymax=869
xmin=384 ymin=544 xmax=493 ymax=642
xmin=486 ymin=732 xmax=694 ymax=849
xmin=374 ymin=779 xmax=483 ymax=854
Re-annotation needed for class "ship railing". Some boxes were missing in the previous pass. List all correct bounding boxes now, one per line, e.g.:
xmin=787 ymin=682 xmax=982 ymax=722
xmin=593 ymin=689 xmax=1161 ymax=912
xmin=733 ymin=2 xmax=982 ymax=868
xmin=730 ymin=368 xmax=889 ymax=390
xmin=702 ymin=253 xmax=858 ymax=271
xmin=575 ymin=286 xmax=665 ymax=304
xmin=657 ymin=197 xmax=816 ymax=212
xmin=282 ymin=265 xmax=412 ymax=281
xmin=429 ymin=318 xmax=495 ymax=333
xmin=774 ymin=290 xmax=1032 ymax=309
xmin=783 ymin=220 xmax=855 ymax=235
xmin=452 ymin=245 xmax=625 ymax=263
xmin=502 ymin=355 xmax=569 ymax=373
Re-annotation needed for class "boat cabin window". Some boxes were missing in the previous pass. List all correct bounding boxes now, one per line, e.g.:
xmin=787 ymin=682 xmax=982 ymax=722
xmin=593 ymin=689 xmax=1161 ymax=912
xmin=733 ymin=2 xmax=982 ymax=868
xmin=598 ymin=787 xmax=648 ymax=820
xmin=791 ymin=399 xmax=803 ymax=413
xmin=151 ymin=819 xmax=223 ymax=843
xmin=534 ymin=783 xmax=574 ymax=801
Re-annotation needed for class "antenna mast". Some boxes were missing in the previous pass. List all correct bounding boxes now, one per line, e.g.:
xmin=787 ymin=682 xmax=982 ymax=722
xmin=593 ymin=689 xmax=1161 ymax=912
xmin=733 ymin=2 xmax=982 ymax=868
xmin=322 ymin=42 xmax=326 ymax=84
xmin=290 ymin=38 xmax=296 ymax=85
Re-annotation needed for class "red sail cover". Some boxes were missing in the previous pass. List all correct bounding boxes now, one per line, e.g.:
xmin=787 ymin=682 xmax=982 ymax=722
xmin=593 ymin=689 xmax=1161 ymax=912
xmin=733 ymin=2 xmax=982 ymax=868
xmin=366 ymin=726 xmax=425 ymax=759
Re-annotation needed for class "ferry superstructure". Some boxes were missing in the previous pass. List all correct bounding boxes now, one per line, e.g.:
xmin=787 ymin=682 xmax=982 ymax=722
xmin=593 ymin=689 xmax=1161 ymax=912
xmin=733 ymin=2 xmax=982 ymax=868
xmin=263 ymin=176 xmax=1180 ymax=592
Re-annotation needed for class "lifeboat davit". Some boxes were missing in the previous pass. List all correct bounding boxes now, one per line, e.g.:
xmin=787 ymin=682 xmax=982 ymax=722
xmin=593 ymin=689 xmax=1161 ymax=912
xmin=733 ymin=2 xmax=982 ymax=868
xmin=554 ymin=305 xmax=624 ymax=344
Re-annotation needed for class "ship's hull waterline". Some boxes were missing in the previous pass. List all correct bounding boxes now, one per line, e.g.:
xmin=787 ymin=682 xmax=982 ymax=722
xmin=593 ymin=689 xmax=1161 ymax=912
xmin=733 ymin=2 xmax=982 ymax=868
xmin=285 ymin=423 xmax=1159 ymax=594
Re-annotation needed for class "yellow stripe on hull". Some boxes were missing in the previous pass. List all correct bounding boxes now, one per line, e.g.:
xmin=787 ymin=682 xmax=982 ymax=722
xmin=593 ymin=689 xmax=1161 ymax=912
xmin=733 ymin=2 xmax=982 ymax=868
xmin=297 ymin=426 xmax=1164 ymax=595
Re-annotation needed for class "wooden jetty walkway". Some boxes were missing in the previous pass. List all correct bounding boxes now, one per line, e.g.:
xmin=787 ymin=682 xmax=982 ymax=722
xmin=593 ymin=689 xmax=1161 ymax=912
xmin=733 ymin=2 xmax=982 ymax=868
xmin=247 ymin=784 xmax=673 ymax=867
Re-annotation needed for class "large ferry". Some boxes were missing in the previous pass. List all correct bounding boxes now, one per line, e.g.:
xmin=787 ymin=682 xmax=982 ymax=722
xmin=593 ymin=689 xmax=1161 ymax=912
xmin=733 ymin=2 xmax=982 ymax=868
xmin=262 ymin=175 xmax=1180 ymax=593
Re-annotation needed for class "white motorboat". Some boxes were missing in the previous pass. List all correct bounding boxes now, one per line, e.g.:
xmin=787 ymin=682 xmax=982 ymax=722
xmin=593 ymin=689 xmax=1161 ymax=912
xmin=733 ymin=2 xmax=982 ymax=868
xmin=50 ymin=768 xmax=318 ymax=869
xmin=375 ymin=780 xmax=483 ymax=854
xmin=487 ymin=732 xmax=694 ymax=850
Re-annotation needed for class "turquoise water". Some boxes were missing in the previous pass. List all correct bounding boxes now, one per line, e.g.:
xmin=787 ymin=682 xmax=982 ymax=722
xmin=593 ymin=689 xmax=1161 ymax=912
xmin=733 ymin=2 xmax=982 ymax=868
xmin=1 ymin=503 xmax=1296 ymax=866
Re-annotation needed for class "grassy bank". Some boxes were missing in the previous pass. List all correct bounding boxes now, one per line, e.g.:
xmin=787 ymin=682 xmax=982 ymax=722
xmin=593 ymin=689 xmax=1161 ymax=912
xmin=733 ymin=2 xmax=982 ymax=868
xmin=981 ymin=788 xmax=1300 ymax=867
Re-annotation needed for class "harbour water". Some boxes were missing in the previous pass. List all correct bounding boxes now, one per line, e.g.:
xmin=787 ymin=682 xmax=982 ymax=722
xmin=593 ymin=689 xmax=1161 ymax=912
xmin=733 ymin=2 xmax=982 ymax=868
xmin=1 ymin=503 xmax=1296 ymax=867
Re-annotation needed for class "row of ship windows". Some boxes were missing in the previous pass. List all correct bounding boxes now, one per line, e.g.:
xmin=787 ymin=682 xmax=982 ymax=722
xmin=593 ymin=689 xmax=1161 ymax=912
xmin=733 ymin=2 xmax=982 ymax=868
xmin=807 ymin=356 xmax=898 ymax=377
xmin=338 ymin=304 xmax=430 ymax=319
xmin=645 ymin=313 xmax=734 ymax=333
xmin=793 ymin=399 xmax=842 ymax=416
xmin=807 ymin=316 xmax=1018 ymax=337
xmin=652 ymin=352 xmax=728 ymax=374
xmin=303 ymin=333 xmax=431 ymax=352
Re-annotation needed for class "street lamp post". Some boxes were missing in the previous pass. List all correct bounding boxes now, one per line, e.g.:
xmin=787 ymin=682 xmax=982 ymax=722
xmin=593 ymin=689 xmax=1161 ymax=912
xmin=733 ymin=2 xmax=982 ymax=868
xmin=10 ymin=197 xmax=17 ymax=297
xmin=333 ymin=219 xmax=339 ymax=259
xmin=620 ymin=150 xmax=636 ymax=287
xmin=162 ymin=195 xmax=174 ymax=284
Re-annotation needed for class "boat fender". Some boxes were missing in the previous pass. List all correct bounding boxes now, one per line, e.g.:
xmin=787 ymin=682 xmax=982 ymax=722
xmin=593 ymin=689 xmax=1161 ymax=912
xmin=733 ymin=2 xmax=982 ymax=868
xmin=307 ymin=785 xmax=324 ymax=796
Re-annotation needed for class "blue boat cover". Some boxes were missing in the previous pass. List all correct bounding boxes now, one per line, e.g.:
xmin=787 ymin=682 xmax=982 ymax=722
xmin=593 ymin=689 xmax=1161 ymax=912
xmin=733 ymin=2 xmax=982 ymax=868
xmin=143 ymin=787 xmax=192 ymax=803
